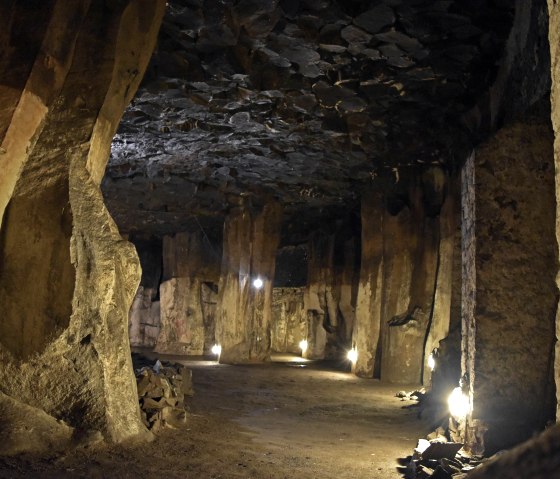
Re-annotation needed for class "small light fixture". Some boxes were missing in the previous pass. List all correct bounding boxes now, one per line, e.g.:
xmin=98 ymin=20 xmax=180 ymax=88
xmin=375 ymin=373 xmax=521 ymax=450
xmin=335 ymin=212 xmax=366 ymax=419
xmin=347 ymin=347 xmax=358 ymax=364
xmin=428 ymin=353 xmax=436 ymax=371
xmin=211 ymin=344 xmax=222 ymax=357
xmin=448 ymin=386 xmax=470 ymax=420
xmin=252 ymin=277 xmax=264 ymax=289
xmin=299 ymin=339 xmax=308 ymax=354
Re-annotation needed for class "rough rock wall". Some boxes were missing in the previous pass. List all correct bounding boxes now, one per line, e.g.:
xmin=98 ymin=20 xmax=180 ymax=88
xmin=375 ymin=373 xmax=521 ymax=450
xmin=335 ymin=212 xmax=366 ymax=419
xmin=353 ymin=191 xmax=384 ymax=377
xmin=462 ymin=116 xmax=557 ymax=453
xmin=378 ymin=204 xmax=414 ymax=381
xmin=128 ymin=237 xmax=162 ymax=347
xmin=215 ymin=202 xmax=283 ymax=363
xmin=353 ymin=172 xmax=456 ymax=382
xmin=549 ymin=0 xmax=560 ymax=421
xmin=0 ymin=0 xmax=165 ymax=450
xmin=302 ymin=228 xmax=358 ymax=360
xmin=271 ymin=288 xmax=306 ymax=354
xmin=464 ymin=423 xmax=560 ymax=479
xmin=153 ymin=231 xmax=220 ymax=355
xmin=156 ymin=277 xmax=205 ymax=355
xmin=381 ymin=185 xmax=440 ymax=385
xmin=129 ymin=286 xmax=160 ymax=347
xmin=304 ymin=232 xmax=335 ymax=359
xmin=423 ymin=183 xmax=460 ymax=383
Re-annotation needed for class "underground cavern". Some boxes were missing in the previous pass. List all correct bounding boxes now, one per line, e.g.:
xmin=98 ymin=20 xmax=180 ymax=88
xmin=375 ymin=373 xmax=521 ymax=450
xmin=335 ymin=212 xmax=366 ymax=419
xmin=2 ymin=0 xmax=560 ymax=477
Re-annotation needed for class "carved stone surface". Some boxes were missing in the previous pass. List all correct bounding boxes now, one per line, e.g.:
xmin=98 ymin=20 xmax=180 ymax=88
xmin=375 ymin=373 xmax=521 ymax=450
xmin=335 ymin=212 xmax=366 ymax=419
xmin=215 ymin=202 xmax=283 ymax=363
xmin=271 ymin=288 xmax=307 ymax=354
xmin=462 ymin=114 xmax=557 ymax=453
xmin=0 ymin=0 xmax=165 ymax=453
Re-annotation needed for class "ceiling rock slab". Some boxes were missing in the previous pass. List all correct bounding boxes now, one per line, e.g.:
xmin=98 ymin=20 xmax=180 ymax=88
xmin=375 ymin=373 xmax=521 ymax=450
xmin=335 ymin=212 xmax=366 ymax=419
xmin=103 ymin=0 xmax=514 ymax=238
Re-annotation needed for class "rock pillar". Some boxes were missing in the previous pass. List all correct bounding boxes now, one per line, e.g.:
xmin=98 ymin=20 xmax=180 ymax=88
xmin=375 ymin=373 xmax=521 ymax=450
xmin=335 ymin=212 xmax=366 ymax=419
xmin=462 ymin=116 xmax=557 ymax=453
xmin=381 ymin=185 xmax=439 ymax=384
xmin=270 ymin=288 xmax=307 ymax=353
xmin=215 ymin=202 xmax=283 ymax=363
xmin=0 ymin=0 xmax=165 ymax=450
xmin=353 ymin=191 xmax=384 ymax=377
xmin=423 ymin=183 xmax=459 ymax=384
xmin=303 ymin=233 xmax=335 ymax=359
xmin=155 ymin=231 xmax=220 ymax=355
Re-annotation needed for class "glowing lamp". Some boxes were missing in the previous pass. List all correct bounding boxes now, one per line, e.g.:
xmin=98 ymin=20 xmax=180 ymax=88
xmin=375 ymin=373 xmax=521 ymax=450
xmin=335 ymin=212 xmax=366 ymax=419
xmin=448 ymin=386 xmax=470 ymax=420
xmin=252 ymin=277 xmax=264 ymax=289
xmin=347 ymin=348 xmax=358 ymax=364
xmin=428 ymin=353 xmax=436 ymax=371
xmin=299 ymin=339 xmax=308 ymax=354
xmin=211 ymin=344 xmax=222 ymax=356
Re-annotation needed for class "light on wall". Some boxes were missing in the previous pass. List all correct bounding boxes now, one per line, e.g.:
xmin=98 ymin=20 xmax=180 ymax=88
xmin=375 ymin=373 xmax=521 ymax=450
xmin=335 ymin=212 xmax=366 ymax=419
xmin=211 ymin=344 xmax=222 ymax=357
xmin=448 ymin=386 xmax=471 ymax=420
xmin=428 ymin=353 xmax=436 ymax=371
xmin=252 ymin=277 xmax=264 ymax=289
xmin=347 ymin=347 xmax=358 ymax=364
xmin=299 ymin=339 xmax=308 ymax=354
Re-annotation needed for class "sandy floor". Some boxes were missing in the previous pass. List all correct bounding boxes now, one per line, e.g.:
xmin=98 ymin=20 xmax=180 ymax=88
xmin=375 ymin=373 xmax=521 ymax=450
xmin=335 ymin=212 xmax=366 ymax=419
xmin=0 ymin=354 xmax=428 ymax=479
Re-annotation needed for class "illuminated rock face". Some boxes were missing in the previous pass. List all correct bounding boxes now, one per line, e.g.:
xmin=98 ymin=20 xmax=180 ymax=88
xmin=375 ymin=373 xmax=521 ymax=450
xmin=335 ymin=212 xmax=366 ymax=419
xmin=302 ymin=229 xmax=358 ymax=361
xmin=271 ymin=288 xmax=307 ymax=354
xmin=0 ymin=0 xmax=165 ymax=453
xmin=351 ymin=179 xmax=457 ymax=383
xmin=215 ymin=202 xmax=283 ymax=363
xmin=153 ymin=231 xmax=220 ymax=355
xmin=461 ymin=114 xmax=557 ymax=454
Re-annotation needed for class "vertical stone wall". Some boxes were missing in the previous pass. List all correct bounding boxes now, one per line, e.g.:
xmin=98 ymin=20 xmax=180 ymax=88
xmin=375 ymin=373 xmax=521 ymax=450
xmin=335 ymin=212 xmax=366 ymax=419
xmin=462 ymin=117 xmax=557 ymax=453
xmin=304 ymin=233 xmax=335 ymax=359
xmin=0 ymin=0 xmax=165 ymax=450
xmin=353 ymin=191 xmax=384 ymax=377
xmin=353 ymin=173 xmax=457 ymax=383
xmin=129 ymin=237 xmax=162 ymax=347
xmin=549 ymin=0 xmax=560 ymax=421
xmin=154 ymin=231 xmax=221 ymax=355
xmin=423 ymin=184 xmax=459 ymax=383
xmin=379 ymin=205 xmax=414 ymax=381
xmin=215 ymin=202 xmax=283 ymax=363
xmin=271 ymin=288 xmax=307 ymax=353
xmin=303 ymin=228 xmax=359 ymax=360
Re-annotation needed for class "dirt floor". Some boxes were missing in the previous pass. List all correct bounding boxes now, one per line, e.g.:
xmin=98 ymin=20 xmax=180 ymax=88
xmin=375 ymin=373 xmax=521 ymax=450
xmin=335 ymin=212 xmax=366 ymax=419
xmin=0 ymin=354 xmax=429 ymax=479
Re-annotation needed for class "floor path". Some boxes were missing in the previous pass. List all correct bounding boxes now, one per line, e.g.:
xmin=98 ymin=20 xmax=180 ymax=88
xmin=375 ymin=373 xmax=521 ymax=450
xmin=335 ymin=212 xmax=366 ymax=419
xmin=0 ymin=354 xmax=428 ymax=479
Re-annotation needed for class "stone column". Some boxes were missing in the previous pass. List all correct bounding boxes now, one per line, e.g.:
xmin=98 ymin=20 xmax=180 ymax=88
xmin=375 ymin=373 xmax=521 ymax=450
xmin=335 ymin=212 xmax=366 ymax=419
xmin=379 ymin=204 xmax=414 ymax=381
xmin=215 ymin=202 xmax=283 ymax=363
xmin=423 ymin=183 xmax=459 ymax=383
xmin=352 ymin=191 xmax=384 ymax=377
xmin=270 ymin=288 xmax=306 ymax=354
xmin=155 ymin=231 xmax=221 ymax=355
xmin=549 ymin=0 xmax=560 ymax=421
xmin=303 ymin=232 xmax=335 ymax=359
xmin=462 ymin=116 xmax=557 ymax=453
xmin=0 ymin=0 xmax=165 ymax=451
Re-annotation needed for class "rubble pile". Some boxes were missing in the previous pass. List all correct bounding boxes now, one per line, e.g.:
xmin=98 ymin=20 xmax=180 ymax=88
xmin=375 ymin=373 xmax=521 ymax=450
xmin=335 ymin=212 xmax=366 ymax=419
xmin=396 ymin=388 xmax=427 ymax=403
xmin=409 ymin=432 xmax=485 ymax=479
xmin=134 ymin=358 xmax=194 ymax=432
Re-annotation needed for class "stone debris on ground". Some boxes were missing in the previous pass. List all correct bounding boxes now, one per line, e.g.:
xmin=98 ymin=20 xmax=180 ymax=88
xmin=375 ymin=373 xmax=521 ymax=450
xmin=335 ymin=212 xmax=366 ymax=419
xmin=396 ymin=388 xmax=426 ymax=403
xmin=133 ymin=354 xmax=194 ymax=433
xmin=407 ymin=428 xmax=486 ymax=479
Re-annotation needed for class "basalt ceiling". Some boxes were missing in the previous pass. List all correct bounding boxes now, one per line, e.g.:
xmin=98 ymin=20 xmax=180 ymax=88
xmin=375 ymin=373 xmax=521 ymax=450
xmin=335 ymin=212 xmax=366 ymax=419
xmin=102 ymin=0 xmax=513 ymax=241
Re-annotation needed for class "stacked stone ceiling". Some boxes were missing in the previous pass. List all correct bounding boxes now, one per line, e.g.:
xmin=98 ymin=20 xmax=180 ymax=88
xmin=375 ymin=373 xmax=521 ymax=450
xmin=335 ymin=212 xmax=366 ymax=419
xmin=103 ymin=0 xmax=512 ymax=239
